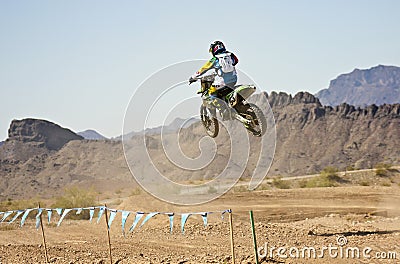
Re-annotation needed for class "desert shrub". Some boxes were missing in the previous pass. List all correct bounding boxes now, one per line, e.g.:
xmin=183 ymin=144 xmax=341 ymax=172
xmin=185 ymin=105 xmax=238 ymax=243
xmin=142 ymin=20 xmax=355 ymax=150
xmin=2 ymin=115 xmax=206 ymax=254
xmin=301 ymin=167 xmax=341 ymax=188
xmin=322 ymin=166 xmax=344 ymax=182
xmin=272 ymin=178 xmax=291 ymax=189
xmin=375 ymin=163 xmax=392 ymax=170
xmin=375 ymin=168 xmax=388 ymax=177
xmin=0 ymin=224 xmax=17 ymax=231
xmin=130 ymin=188 xmax=142 ymax=196
xmin=232 ymin=185 xmax=248 ymax=193
xmin=381 ymin=181 xmax=391 ymax=187
xmin=346 ymin=165 xmax=356 ymax=171
xmin=374 ymin=163 xmax=392 ymax=177
xmin=207 ymin=186 xmax=217 ymax=194
xmin=0 ymin=198 xmax=40 ymax=212
xmin=257 ymin=183 xmax=272 ymax=191
xmin=238 ymin=177 xmax=247 ymax=182
xmin=359 ymin=180 xmax=371 ymax=186
xmin=321 ymin=166 xmax=339 ymax=177
xmin=0 ymin=198 xmax=44 ymax=222
xmin=52 ymin=186 xmax=97 ymax=220
xmin=299 ymin=179 xmax=308 ymax=188
xmin=302 ymin=175 xmax=337 ymax=188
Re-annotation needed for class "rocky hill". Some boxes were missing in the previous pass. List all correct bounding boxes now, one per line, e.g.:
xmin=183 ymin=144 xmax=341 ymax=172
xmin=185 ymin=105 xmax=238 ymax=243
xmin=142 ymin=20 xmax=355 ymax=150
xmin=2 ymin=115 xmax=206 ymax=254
xmin=0 ymin=119 xmax=130 ymax=199
xmin=267 ymin=91 xmax=399 ymax=174
xmin=315 ymin=65 xmax=400 ymax=106
xmin=0 ymin=119 xmax=83 ymax=162
xmin=0 ymin=95 xmax=399 ymax=200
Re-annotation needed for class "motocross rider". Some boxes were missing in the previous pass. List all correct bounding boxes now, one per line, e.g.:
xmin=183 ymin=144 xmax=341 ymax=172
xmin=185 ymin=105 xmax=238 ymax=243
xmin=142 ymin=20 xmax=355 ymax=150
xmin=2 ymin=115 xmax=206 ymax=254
xmin=189 ymin=41 xmax=239 ymax=119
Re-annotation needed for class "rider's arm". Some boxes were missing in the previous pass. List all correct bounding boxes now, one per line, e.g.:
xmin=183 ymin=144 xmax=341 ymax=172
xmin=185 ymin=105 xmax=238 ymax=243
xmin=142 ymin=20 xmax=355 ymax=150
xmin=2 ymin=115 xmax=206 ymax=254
xmin=193 ymin=57 xmax=217 ymax=77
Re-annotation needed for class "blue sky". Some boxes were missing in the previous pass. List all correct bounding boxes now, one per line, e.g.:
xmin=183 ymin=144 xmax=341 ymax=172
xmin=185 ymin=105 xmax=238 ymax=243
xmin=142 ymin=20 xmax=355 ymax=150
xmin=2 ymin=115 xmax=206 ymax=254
xmin=1 ymin=0 xmax=399 ymax=140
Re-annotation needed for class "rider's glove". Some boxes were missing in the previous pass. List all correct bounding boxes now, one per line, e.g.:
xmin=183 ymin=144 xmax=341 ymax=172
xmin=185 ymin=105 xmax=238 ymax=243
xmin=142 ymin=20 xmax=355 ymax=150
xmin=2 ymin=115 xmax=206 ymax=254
xmin=189 ymin=76 xmax=197 ymax=85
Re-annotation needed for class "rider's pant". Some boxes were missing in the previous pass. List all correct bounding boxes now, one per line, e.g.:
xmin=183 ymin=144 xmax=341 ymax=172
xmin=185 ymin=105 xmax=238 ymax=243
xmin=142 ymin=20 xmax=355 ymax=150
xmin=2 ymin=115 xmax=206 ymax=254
xmin=208 ymin=83 xmax=237 ymax=120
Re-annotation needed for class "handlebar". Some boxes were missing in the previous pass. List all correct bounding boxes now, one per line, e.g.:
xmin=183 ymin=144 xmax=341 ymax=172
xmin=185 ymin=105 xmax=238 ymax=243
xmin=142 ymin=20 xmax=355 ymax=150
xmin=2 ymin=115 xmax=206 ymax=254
xmin=189 ymin=77 xmax=197 ymax=85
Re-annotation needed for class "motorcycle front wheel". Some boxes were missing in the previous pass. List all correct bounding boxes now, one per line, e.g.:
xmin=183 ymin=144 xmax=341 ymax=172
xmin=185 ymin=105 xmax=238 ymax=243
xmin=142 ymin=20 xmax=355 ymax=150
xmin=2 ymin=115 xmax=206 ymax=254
xmin=200 ymin=105 xmax=219 ymax=138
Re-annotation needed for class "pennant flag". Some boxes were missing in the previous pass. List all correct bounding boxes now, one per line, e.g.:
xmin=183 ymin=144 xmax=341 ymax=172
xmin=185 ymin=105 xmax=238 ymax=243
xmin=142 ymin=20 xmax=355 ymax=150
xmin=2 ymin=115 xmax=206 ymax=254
xmin=97 ymin=207 xmax=105 ymax=224
xmin=201 ymin=212 xmax=208 ymax=227
xmin=3 ymin=205 xmax=231 ymax=236
xmin=168 ymin=213 xmax=174 ymax=234
xmin=181 ymin=213 xmax=191 ymax=234
xmin=20 ymin=209 xmax=34 ymax=227
xmin=221 ymin=209 xmax=231 ymax=219
xmin=140 ymin=212 xmax=159 ymax=228
xmin=129 ymin=212 xmax=144 ymax=232
xmin=0 ymin=211 xmax=5 ymax=220
xmin=46 ymin=209 xmax=52 ymax=224
xmin=1 ymin=211 xmax=13 ymax=223
xmin=121 ymin=211 xmax=131 ymax=236
xmin=9 ymin=210 xmax=24 ymax=224
xmin=35 ymin=208 xmax=43 ymax=229
xmin=55 ymin=208 xmax=63 ymax=216
xmin=57 ymin=208 xmax=72 ymax=227
xmin=89 ymin=207 xmax=95 ymax=222
xmin=108 ymin=209 xmax=117 ymax=230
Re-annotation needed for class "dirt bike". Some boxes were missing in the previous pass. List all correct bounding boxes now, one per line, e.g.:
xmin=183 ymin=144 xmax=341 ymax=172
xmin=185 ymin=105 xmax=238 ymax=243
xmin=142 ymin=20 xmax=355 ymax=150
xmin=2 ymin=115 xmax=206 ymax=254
xmin=190 ymin=74 xmax=267 ymax=138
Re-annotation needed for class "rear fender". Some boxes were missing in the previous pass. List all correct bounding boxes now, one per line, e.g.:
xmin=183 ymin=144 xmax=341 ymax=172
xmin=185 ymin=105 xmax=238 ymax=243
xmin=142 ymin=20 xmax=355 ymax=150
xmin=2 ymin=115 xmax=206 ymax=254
xmin=226 ymin=85 xmax=256 ymax=107
xmin=234 ymin=85 xmax=256 ymax=99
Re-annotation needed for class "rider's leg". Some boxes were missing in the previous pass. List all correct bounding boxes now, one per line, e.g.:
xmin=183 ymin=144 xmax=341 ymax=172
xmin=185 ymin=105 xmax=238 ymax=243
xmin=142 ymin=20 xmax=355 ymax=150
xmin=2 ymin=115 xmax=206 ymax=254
xmin=209 ymin=85 xmax=236 ymax=121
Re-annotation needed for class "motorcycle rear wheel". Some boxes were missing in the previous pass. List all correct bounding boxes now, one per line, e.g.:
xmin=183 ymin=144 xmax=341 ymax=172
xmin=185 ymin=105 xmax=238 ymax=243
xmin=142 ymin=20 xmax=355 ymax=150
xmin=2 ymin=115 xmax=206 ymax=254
xmin=238 ymin=103 xmax=267 ymax=137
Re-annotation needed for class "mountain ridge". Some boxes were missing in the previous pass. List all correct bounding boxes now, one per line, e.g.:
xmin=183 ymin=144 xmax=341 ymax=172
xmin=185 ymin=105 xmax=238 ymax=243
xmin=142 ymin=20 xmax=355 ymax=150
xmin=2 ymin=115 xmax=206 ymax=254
xmin=0 ymin=92 xmax=399 ymax=200
xmin=114 ymin=117 xmax=198 ymax=140
xmin=315 ymin=65 xmax=400 ymax=106
xmin=77 ymin=129 xmax=107 ymax=140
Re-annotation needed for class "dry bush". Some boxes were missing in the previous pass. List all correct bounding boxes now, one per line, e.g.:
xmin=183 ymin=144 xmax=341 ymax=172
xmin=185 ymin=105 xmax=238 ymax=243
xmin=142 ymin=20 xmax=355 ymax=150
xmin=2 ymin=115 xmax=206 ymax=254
xmin=374 ymin=163 xmax=392 ymax=177
xmin=301 ymin=166 xmax=341 ymax=188
xmin=52 ymin=186 xmax=97 ymax=220
xmin=257 ymin=183 xmax=272 ymax=190
xmin=0 ymin=198 xmax=41 ymax=212
xmin=359 ymin=180 xmax=371 ymax=186
xmin=232 ymin=185 xmax=249 ymax=193
xmin=381 ymin=181 xmax=392 ymax=187
xmin=272 ymin=177 xmax=291 ymax=189
xmin=0 ymin=224 xmax=17 ymax=231
xmin=207 ymin=186 xmax=217 ymax=194
xmin=302 ymin=175 xmax=337 ymax=188
xmin=130 ymin=188 xmax=142 ymax=196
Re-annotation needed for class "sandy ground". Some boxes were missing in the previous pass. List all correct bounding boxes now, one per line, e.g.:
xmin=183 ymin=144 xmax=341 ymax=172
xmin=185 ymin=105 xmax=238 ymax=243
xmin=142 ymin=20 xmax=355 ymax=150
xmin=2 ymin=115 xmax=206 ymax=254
xmin=1 ymin=186 xmax=400 ymax=264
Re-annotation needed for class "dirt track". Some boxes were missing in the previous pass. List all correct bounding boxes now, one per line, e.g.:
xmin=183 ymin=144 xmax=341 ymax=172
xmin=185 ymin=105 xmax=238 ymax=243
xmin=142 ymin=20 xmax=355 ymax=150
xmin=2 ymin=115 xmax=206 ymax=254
xmin=1 ymin=186 xmax=400 ymax=264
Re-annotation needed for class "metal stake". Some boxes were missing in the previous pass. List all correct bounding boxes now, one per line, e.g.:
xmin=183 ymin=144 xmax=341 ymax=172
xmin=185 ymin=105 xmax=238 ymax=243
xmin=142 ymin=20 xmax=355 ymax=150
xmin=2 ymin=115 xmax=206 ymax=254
xmin=249 ymin=210 xmax=259 ymax=264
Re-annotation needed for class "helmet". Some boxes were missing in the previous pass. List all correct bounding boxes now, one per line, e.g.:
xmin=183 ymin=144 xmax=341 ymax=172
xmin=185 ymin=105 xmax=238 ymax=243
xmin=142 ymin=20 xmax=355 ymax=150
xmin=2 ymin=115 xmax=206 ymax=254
xmin=209 ymin=41 xmax=226 ymax=56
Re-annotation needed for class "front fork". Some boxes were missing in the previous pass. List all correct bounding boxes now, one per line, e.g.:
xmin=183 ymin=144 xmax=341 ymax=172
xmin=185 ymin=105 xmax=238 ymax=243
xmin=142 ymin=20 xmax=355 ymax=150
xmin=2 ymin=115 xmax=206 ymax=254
xmin=202 ymin=98 xmax=217 ymax=117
